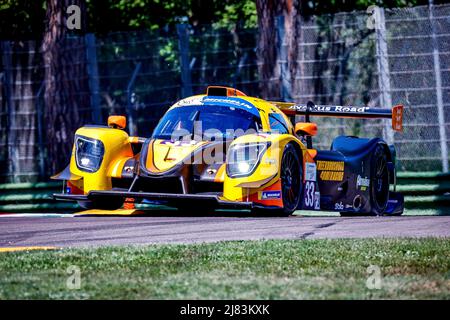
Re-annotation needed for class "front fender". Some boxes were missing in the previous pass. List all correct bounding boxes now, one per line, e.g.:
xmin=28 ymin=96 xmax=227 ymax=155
xmin=65 ymin=126 xmax=134 ymax=194
xmin=223 ymin=133 xmax=305 ymax=202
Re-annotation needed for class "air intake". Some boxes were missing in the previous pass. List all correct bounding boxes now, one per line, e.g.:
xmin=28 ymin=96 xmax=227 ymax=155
xmin=206 ymin=86 xmax=247 ymax=97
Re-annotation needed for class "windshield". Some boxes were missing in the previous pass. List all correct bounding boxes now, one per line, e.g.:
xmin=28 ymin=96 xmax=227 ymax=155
xmin=152 ymin=105 xmax=261 ymax=141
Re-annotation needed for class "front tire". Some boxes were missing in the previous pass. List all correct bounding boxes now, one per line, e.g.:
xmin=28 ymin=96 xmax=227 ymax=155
xmin=277 ymin=143 xmax=303 ymax=216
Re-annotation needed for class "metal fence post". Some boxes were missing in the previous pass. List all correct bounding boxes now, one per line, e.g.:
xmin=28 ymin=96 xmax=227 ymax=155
xmin=1 ymin=41 xmax=17 ymax=182
xmin=177 ymin=24 xmax=193 ymax=98
xmin=429 ymin=0 xmax=448 ymax=172
xmin=127 ymin=62 xmax=141 ymax=137
xmin=276 ymin=15 xmax=292 ymax=101
xmin=374 ymin=6 xmax=394 ymax=145
xmin=85 ymin=33 xmax=102 ymax=124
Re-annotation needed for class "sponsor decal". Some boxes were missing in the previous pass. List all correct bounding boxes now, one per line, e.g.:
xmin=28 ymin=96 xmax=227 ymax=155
xmin=357 ymin=175 xmax=370 ymax=190
xmin=172 ymin=96 xmax=203 ymax=107
xmin=289 ymin=105 xmax=369 ymax=113
xmin=200 ymin=96 xmax=260 ymax=117
xmin=334 ymin=202 xmax=344 ymax=210
xmin=320 ymin=171 xmax=344 ymax=181
xmin=260 ymin=190 xmax=281 ymax=200
xmin=305 ymin=162 xmax=317 ymax=181
xmin=316 ymin=160 xmax=345 ymax=181
xmin=314 ymin=191 xmax=320 ymax=210
xmin=316 ymin=160 xmax=344 ymax=171
xmin=202 ymin=97 xmax=254 ymax=110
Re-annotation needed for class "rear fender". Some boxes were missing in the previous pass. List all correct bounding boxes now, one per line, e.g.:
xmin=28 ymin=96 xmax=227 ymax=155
xmin=329 ymin=135 xmax=398 ymax=213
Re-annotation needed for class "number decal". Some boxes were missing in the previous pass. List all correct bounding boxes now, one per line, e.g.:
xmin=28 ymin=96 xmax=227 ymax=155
xmin=314 ymin=191 xmax=320 ymax=210
xmin=304 ymin=181 xmax=315 ymax=208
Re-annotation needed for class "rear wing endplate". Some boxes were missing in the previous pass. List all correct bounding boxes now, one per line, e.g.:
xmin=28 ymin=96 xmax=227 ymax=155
xmin=271 ymin=101 xmax=404 ymax=132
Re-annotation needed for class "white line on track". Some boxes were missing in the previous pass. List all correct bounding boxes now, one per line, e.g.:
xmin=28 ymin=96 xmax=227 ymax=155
xmin=0 ymin=213 xmax=74 ymax=218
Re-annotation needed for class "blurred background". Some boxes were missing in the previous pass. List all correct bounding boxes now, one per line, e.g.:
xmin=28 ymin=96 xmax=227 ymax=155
xmin=0 ymin=0 xmax=449 ymax=183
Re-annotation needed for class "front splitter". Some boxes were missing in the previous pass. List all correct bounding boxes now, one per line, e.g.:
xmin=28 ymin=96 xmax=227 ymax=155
xmin=54 ymin=190 xmax=254 ymax=210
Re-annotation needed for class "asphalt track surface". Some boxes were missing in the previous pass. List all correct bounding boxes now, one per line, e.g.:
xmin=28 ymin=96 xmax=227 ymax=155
xmin=0 ymin=213 xmax=449 ymax=247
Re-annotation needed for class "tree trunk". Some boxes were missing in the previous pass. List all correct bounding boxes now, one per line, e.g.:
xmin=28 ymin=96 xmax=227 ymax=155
xmin=256 ymin=0 xmax=279 ymax=99
xmin=256 ymin=0 xmax=303 ymax=100
xmin=42 ymin=0 xmax=91 ymax=174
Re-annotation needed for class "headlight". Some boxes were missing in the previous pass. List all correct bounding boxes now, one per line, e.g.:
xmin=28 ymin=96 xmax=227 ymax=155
xmin=226 ymin=142 xmax=269 ymax=177
xmin=75 ymin=135 xmax=105 ymax=172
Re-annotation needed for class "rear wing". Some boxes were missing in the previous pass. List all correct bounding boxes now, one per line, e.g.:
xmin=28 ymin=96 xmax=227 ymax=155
xmin=271 ymin=101 xmax=404 ymax=132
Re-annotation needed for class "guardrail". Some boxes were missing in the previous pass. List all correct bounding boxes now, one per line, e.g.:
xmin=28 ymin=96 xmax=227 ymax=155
xmin=0 ymin=172 xmax=449 ymax=214
xmin=0 ymin=182 xmax=77 ymax=213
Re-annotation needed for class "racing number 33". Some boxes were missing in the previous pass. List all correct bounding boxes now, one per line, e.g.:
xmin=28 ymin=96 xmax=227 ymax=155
xmin=304 ymin=181 xmax=315 ymax=207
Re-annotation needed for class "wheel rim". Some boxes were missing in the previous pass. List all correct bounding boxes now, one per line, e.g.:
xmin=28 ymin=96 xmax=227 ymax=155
xmin=281 ymin=150 xmax=301 ymax=211
xmin=372 ymin=149 xmax=389 ymax=210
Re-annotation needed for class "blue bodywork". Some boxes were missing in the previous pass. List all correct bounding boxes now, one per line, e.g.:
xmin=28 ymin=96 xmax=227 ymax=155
xmin=306 ymin=135 xmax=404 ymax=215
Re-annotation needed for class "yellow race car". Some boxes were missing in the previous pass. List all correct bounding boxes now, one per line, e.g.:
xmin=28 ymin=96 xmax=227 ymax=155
xmin=53 ymin=86 xmax=404 ymax=216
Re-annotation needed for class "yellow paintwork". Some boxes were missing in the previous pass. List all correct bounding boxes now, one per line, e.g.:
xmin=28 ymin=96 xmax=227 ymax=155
xmin=69 ymin=127 xmax=134 ymax=193
xmin=74 ymin=209 xmax=143 ymax=216
xmin=108 ymin=156 xmax=133 ymax=178
xmin=145 ymin=139 xmax=208 ymax=173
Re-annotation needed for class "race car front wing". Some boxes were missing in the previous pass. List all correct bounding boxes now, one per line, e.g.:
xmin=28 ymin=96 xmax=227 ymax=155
xmin=53 ymin=190 xmax=256 ymax=210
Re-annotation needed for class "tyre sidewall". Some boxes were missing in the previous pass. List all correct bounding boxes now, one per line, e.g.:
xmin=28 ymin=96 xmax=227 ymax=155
xmin=370 ymin=144 xmax=390 ymax=215
xmin=279 ymin=143 xmax=303 ymax=215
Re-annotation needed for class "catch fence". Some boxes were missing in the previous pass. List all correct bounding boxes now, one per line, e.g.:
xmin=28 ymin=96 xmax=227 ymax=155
xmin=0 ymin=4 xmax=449 ymax=182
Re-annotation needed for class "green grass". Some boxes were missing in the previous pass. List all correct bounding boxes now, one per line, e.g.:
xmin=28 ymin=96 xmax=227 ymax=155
xmin=1 ymin=239 xmax=449 ymax=299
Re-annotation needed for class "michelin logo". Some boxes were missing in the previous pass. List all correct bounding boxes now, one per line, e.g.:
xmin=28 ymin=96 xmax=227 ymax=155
xmin=203 ymin=97 xmax=254 ymax=110
xmin=261 ymin=191 xmax=281 ymax=200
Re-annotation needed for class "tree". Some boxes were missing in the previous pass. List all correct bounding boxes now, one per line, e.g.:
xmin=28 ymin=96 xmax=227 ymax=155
xmin=42 ymin=0 xmax=91 ymax=173
xmin=255 ymin=0 xmax=304 ymax=100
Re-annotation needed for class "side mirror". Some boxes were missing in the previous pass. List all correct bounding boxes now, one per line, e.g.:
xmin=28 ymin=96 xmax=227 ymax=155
xmin=108 ymin=115 xmax=126 ymax=129
xmin=295 ymin=122 xmax=317 ymax=137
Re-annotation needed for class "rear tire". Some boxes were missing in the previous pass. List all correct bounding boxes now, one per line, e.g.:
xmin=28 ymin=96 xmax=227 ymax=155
xmin=77 ymin=199 xmax=124 ymax=210
xmin=369 ymin=144 xmax=390 ymax=216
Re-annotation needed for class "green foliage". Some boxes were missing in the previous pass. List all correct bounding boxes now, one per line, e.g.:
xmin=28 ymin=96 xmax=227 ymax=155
xmin=0 ymin=0 xmax=46 ymax=39
xmin=1 ymin=0 xmax=444 ymax=39
xmin=213 ymin=0 xmax=257 ymax=29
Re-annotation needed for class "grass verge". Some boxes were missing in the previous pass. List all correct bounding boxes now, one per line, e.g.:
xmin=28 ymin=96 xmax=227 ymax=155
xmin=0 ymin=238 xmax=449 ymax=299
